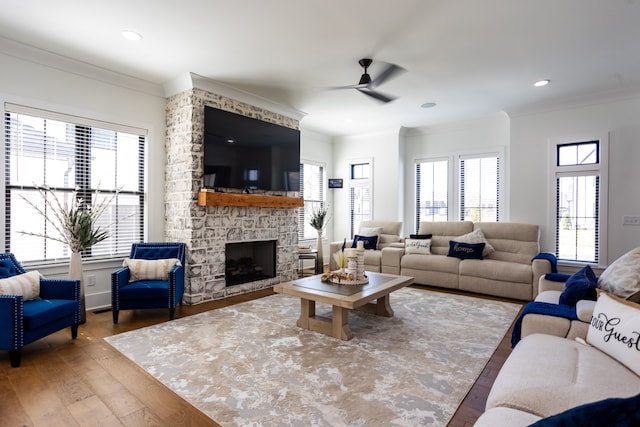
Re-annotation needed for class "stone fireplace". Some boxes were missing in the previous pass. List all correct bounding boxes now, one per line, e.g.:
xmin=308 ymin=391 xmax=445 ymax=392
xmin=164 ymin=77 xmax=305 ymax=304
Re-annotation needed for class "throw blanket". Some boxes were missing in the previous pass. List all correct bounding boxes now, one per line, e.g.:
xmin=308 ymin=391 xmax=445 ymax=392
xmin=532 ymin=252 xmax=558 ymax=273
xmin=511 ymin=302 xmax=578 ymax=348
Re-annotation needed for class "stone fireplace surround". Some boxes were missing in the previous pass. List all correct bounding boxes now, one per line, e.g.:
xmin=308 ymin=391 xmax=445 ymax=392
xmin=165 ymin=80 xmax=304 ymax=305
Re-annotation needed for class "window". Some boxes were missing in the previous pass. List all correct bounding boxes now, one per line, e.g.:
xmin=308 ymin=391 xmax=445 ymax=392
xmin=349 ymin=161 xmax=371 ymax=236
xmin=554 ymin=140 xmax=604 ymax=263
xmin=4 ymin=104 xmax=145 ymax=263
xmin=459 ymin=154 xmax=500 ymax=222
xmin=415 ymin=158 xmax=449 ymax=230
xmin=298 ymin=162 xmax=325 ymax=240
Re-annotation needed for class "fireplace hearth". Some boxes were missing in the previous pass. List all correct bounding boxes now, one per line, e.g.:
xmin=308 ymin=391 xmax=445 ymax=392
xmin=225 ymin=240 xmax=276 ymax=287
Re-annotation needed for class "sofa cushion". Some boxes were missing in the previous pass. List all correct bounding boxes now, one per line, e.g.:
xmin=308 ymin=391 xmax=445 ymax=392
xmin=0 ymin=270 xmax=41 ymax=301
xmin=447 ymin=241 xmax=485 ymax=259
xmin=529 ymin=393 xmax=640 ymax=427
xmin=460 ymin=259 xmax=533 ymax=284
xmin=401 ymin=253 xmax=460 ymax=274
xmin=559 ymin=265 xmax=598 ymax=306
xmin=123 ymin=258 xmax=181 ymax=282
xmin=587 ymin=292 xmax=640 ymax=376
xmin=454 ymin=228 xmax=494 ymax=256
xmin=358 ymin=221 xmax=402 ymax=250
xmin=405 ymin=238 xmax=431 ymax=254
xmin=23 ymin=299 xmax=78 ymax=330
xmin=597 ymin=246 xmax=640 ymax=299
xmin=486 ymin=334 xmax=640 ymax=418
xmin=352 ymin=235 xmax=378 ymax=250
xmin=417 ymin=221 xmax=474 ymax=255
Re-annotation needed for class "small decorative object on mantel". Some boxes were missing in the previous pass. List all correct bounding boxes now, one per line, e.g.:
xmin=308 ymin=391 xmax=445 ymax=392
xmin=20 ymin=185 xmax=121 ymax=323
xmin=308 ymin=205 xmax=329 ymax=273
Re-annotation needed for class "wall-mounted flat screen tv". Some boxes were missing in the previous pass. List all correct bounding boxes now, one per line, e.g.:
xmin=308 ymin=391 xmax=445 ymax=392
xmin=203 ymin=106 xmax=300 ymax=192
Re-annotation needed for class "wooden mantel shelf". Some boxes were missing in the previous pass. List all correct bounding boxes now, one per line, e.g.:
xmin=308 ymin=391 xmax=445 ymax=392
xmin=197 ymin=191 xmax=304 ymax=208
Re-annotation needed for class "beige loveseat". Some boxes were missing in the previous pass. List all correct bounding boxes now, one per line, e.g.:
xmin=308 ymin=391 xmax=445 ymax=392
xmin=381 ymin=221 xmax=551 ymax=301
xmin=328 ymin=221 xmax=403 ymax=273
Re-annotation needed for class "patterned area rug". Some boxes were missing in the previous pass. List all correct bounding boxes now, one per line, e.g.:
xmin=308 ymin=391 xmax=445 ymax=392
xmin=105 ymin=287 xmax=521 ymax=426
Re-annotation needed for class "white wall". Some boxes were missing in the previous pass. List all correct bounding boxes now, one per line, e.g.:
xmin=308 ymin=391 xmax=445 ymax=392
xmin=331 ymin=129 xmax=405 ymax=242
xmin=401 ymin=113 xmax=511 ymax=233
xmin=510 ymin=97 xmax=640 ymax=265
xmin=0 ymin=43 xmax=167 ymax=309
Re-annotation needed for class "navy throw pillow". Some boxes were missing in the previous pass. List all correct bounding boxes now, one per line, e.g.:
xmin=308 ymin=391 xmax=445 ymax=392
xmin=352 ymin=235 xmax=378 ymax=250
xmin=447 ymin=241 xmax=485 ymax=260
xmin=559 ymin=265 xmax=598 ymax=306
xmin=409 ymin=233 xmax=433 ymax=239
xmin=529 ymin=393 xmax=640 ymax=427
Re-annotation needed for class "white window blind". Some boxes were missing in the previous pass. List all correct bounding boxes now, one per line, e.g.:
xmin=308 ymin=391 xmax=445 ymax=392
xmin=459 ymin=154 xmax=500 ymax=222
xmin=298 ymin=162 xmax=325 ymax=240
xmin=415 ymin=158 xmax=449 ymax=231
xmin=349 ymin=161 xmax=371 ymax=236
xmin=4 ymin=103 xmax=145 ymax=262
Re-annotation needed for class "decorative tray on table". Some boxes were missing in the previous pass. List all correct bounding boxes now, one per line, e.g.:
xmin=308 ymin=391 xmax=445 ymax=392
xmin=321 ymin=271 xmax=369 ymax=286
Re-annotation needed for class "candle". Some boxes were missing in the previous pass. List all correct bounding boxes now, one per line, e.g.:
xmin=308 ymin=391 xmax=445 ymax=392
xmin=357 ymin=240 xmax=364 ymax=249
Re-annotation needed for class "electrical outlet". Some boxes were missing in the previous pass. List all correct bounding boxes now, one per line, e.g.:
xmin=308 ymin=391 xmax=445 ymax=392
xmin=622 ymin=215 xmax=640 ymax=226
xmin=87 ymin=274 xmax=96 ymax=286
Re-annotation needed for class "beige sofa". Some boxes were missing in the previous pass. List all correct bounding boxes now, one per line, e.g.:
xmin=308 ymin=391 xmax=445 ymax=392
xmin=474 ymin=333 xmax=640 ymax=426
xmin=328 ymin=220 xmax=403 ymax=273
xmin=382 ymin=221 xmax=551 ymax=300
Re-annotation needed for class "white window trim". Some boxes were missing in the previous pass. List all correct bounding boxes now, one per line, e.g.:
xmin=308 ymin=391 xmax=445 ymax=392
xmin=348 ymin=157 xmax=373 ymax=236
xmin=548 ymin=134 xmax=609 ymax=269
xmin=299 ymin=159 xmax=327 ymax=243
xmin=414 ymin=155 xmax=453 ymax=227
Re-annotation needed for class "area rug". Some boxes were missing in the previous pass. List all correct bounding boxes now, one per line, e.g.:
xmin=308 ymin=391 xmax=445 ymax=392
xmin=104 ymin=287 xmax=522 ymax=426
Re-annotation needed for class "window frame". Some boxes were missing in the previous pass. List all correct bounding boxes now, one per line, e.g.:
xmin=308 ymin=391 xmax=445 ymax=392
xmin=349 ymin=158 xmax=373 ymax=237
xmin=298 ymin=160 xmax=326 ymax=241
xmin=3 ymin=102 xmax=147 ymax=264
xmin=414 ymin=156 xmax=451 ymax=230
xmin=548 ymin=136 xmax=608 ymax=268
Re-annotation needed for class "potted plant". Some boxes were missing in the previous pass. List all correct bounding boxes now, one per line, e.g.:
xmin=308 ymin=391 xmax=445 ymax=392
xmin=20 ymin=185 xmax=118 ymax=323
xmin=308 ymin=205 xmax=329 ymax=273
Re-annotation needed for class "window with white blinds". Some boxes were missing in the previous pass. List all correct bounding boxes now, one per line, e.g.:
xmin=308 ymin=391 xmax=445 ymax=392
xmin=554 ymin=140 xmax=602 ymax=263
xmin=298 ymin=162 xmax=325 ymax=240
xmin=415 ymin=158 xmax=449 ymax=230
xmin=349 ymin=161 xmax=371 ymax=236
xmin=4 ymin=104 xmax=145 ymax=263
xmin=459 ymin=154 xmax=500 ymax=222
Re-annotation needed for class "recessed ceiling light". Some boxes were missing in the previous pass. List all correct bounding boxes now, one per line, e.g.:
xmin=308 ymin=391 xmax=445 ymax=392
xmin=122 ymin=30 xmax=143 ymax=41
xmin=534 ymin=79 xmax=550 ymax=87
xmin=421 ymin=102 xmax=437 ymax=109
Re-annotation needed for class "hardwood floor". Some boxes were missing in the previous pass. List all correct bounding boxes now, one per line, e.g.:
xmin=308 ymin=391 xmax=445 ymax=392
xmin=0 ymin=285 xmax=522 ymax=427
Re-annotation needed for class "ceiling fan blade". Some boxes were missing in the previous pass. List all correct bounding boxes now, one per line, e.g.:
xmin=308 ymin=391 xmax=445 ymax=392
xmin=357 ymin=87 xmax=396 ymax=103
xmin=370 ymin=63 xmax=405 ymax=88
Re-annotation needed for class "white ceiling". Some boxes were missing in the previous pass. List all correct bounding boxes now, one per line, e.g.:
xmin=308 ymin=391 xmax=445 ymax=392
xmin=1 ymin=0 xmax=640 ymax=136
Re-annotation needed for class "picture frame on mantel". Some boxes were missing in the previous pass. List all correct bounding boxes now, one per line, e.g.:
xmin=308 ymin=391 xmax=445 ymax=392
xmin=328 ymin=178 xmax=343 ymax=189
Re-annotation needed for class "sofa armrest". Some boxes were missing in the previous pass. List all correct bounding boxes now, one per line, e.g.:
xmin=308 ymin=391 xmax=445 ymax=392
xmin=381 ymin=247 xmax=404 ymax=275
xmin=576 ymin=299 xmax=596 ymax=323
xmin=531 ymin=258 xmax=554 ymax=299
xmin=538 ymin=273 xmax=569 ymax=294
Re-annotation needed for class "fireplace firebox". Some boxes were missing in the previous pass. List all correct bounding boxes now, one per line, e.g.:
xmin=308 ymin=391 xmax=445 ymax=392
xmin=225 ymin=240 xmax=276 ymax=286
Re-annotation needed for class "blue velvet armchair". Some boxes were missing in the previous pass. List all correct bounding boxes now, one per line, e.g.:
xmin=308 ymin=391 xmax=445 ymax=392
xmin=0 ymin=253 xmax=81 ymax=368
xmin=111 ymin=242 xmax=186 ymax=324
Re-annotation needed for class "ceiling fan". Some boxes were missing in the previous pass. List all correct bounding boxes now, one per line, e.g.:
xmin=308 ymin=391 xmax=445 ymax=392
xmin=334 ymin=58 xmax=405 ymax=103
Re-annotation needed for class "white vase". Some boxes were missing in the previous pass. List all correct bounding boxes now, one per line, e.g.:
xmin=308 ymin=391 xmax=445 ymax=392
xmin=316 ymin=230 xmax=324 ymax=274
xmin=69 ymin=251 xmax=86 ymax=324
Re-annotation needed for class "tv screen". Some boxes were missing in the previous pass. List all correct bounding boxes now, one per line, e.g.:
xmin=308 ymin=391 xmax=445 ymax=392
xmin=203 ymin=106 xmax=300 ymax=192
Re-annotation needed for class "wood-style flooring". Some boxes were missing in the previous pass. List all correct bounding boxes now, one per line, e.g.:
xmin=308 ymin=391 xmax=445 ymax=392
xmin=0 ymin=284 xmax=522 ymax=427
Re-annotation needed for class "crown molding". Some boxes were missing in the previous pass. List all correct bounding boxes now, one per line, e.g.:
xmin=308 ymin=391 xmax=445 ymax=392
xmin=0 ymin=36 xmax=165 ymax=98
xmin=164 ymin=72 xmax=306 ymax=121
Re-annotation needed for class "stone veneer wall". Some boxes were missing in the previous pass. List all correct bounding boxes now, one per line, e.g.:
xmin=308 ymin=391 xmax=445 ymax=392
xmin=165 ymin=88 xmax=299 ymax=304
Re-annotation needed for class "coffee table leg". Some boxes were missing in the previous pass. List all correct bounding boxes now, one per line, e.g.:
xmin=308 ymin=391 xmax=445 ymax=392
xmin=297 ymin=298 xmax=315 ymax=329
xmin=332 ymin=305 xmax=353 ymax=340
xmin=357 ymin=294 xmax=394 ymax=317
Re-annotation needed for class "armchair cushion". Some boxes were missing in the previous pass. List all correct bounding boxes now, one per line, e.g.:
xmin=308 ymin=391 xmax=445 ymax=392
xmin=559 ymin=265 xmax=598 ymax=306
xmin=23 ymin=299 xmax=79 ymax=330
xmin=123 ymin=258 xmax=182 ymax=282
xmin=0 ymin=270 xmax=41 ymax=301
